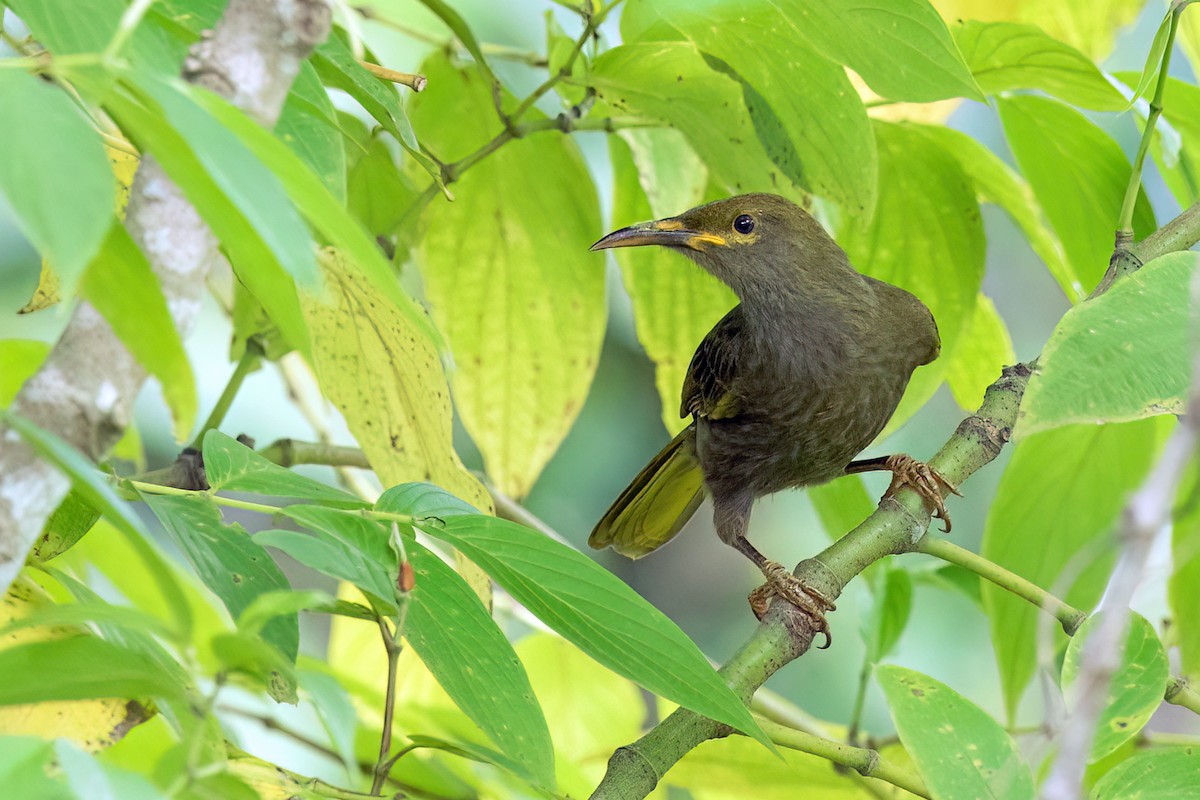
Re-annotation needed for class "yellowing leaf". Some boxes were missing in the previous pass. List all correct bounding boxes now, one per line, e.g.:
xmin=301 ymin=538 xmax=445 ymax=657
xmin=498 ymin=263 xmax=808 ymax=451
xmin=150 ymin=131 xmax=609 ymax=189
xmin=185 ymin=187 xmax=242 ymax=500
xmin=411 ymin=54 xmax=605 ymax=499
xmin=1016 ymin=0 xmax=1143 ymax=61
xmin=301 ymin=248 xmax=490 ymax=512
xmin=0 ymin=578 xmax=152 ymax=750
xmin=18 ymin=141 xmax=139 ymax=315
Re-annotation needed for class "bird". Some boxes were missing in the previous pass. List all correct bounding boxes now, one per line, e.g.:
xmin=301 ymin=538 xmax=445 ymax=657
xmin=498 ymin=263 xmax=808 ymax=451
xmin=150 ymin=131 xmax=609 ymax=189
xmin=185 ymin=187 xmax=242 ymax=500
xmin=588 ymin=193 xmax=956 ymax=642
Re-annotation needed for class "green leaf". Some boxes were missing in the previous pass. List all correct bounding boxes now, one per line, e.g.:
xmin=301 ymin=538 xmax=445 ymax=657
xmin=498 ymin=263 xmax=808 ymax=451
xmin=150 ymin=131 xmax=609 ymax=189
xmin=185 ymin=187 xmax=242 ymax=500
xmin=953 ymin=20 xmax=1125 ymax=110
xmin=1129 ymin=9 xmax=1175 ymax=106
xmin=211 ymin=631 xmax=298 ymax=704
xmin=377 ymin=482 xmax=479 ymax=519
xmin=346 ymin=135 xmax=418 ymax=248
xmin=410 ymin=54 xmax=605 ymax=498
xmin=0 ymin=738 xmax=70 ymax=799
xmin=998 ymin=95 xmax=1155 ymax=294
xmin=590 ymin=42 xmax=800 ymax=199
xmin=666 ymin=736 xmax=869 ymax=800
xmin=142 ymin=493 xmax=297 ymax=661
xmin=202 ymin=430 xmax=365 ymax=507
xmin=1091 ymin=747 xmax=1200 ymax=799
xmin=839 ymin=121 xmax=985 ymax=438
xmin=405 ymin=540 xmax=555 ymax=789
xmin=862 ymin=568 xmax=913 ymax=663
xmin=1018 ymin=253 xmax=1198 ymax=437
xmin=809 ymin=475 xmax=875 ymax=541
xmin=311 ymin=31 xmax=418 ymax=152
xmin=415 ymin=0 xmax=499 ymax=89
xmin=1124 ymin=73 xmax=1200 ymax=209
xmin=0 ymin=71 xmax=114 ymax=295
xmin=625 ymin=0 xmax=981 ymax=104
xmin=415 ymin=512 xmax=772 ymax=749
xmin=981 ymin=418 xmax=1171 ymax=721
xmin=609 ymin=134 xmax=735 ymax=434
xmin=944 ymin=294 xmax=1016 ymax=413
xmin=5 ymin=0 xmax=180 ymax=73
xmin=102 ymin=76 xmax=311 ymax=353
xmin=185 ymin=86 xmax=446 ymax=351
xmin=1015 ymin=0 xmax=1144 ymax=61
xmin=33 ymin=493 xmax=101 ymax=563
xmin=80 ymin=223 xmax=197 ymax=441
xmin=275 ymin=62 xmax=346 ymax=204
xmin=1171 ymin=468 xmax=1200 ymax=681
xmin=911 ymin=124 xmax=1078 ymax=302
xmin=236 ymin=589 xmax=337 ymax=637
xmin=0 ymin=411 xmax=192 ymax=637
xmin=877 ymin=665 xmax=1033 ymax=799
xmin=1062 ymin=614 xmax=1170 ymax=762
xmin=264 ymin=505 xmax=399 ymax=614
xmin=619 ymin=0 xmax=876 ymax=212
xmin=298 ymin=249 xmax=491 ymax=512
xmin=0 ymin=636 xmax=185 ymax=705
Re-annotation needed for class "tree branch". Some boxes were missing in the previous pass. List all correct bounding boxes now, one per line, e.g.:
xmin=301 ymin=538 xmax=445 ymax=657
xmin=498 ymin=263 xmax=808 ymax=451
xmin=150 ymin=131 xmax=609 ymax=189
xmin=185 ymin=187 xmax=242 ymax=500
xmin=0 ymin=0 xmax=332 ymax=593
xmin=590 ymin=203 xmax=1200 ymax=798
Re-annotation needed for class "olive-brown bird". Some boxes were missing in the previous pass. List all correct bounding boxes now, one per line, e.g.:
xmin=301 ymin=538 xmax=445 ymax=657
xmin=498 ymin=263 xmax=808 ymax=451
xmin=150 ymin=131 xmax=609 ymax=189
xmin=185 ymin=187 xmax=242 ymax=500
xmin=588 ymin=193 xmax=956 ymax=639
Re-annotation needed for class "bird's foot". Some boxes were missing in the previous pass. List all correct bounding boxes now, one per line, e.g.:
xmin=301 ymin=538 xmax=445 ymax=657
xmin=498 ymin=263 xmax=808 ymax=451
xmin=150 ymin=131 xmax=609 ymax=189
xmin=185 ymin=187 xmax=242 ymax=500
xmin=882 ymin=454 xmax=961 ymax=533
xmin=748 ymin=561 xmax=837 ymax=648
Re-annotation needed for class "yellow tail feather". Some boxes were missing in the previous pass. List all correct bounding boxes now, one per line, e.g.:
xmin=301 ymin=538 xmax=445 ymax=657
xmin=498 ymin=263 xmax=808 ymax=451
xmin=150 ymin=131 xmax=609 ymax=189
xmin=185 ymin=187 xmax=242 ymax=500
xmin=589 ymin=426 xmax=705 ymax=558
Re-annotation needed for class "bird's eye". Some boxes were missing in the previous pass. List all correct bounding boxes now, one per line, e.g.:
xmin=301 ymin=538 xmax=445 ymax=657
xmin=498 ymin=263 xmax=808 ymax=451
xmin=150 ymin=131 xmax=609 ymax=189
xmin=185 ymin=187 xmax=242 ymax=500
xmin=733 ymin=214 xmax=755 ymax=234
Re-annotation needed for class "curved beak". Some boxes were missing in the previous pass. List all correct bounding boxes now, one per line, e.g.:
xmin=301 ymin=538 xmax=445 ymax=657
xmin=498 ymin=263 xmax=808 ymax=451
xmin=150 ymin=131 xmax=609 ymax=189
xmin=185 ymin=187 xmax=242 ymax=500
xmin=590 ymin=220 xmax=726 ymax=252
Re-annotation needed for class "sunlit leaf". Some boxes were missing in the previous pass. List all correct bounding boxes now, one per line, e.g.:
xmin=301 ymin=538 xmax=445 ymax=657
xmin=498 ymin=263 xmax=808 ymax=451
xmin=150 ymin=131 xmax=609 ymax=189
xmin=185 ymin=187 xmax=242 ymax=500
xmin=998 ymin=95 xmax=1155 ymax=294
xmin=1016 ymin=0 xmax=1144 ymax=61
xmin=299 ymin=249 xmax=490 ymax=511
xmin=621 ymin=0 xmax=877 ymax=212
xmin=411 ymin=54 xmax=605 ymax=498
xmin=609 ymin=135 xmax=734 ymax=434
xmin=590 ymin=42 xmax=802 ymax=198
xmin=981 ymin=418 xmax=1171 ymax=720
xmin=878 ymin=665 xmax=1033 ymax=799
xmin=911 ymin=124 xmax=1077 ymax=301
xmin=1018 ymin=253 xmax=1198 ymax=437
xmin=953 ymin=20 xmax=1124 ymax=110
xmin=944 ymin=294 xmax=1016 ymax=412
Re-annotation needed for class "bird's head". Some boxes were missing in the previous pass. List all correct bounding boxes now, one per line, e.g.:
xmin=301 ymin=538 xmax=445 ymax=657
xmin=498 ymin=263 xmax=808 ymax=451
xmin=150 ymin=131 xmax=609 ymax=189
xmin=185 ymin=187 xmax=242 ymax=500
xmin=590 ymin=193 xmax=849 ymax=300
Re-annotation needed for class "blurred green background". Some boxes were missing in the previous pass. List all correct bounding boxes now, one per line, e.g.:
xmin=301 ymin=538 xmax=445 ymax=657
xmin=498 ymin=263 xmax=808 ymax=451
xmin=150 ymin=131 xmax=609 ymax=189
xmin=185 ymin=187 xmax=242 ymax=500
xmin=1 ymin=0 xmax=1195 ymax=748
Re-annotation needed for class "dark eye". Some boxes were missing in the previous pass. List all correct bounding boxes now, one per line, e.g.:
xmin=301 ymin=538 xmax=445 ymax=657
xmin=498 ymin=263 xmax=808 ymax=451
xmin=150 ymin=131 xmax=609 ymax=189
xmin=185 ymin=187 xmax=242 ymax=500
xmin=733 ymin=214 xmax=755 ymax=234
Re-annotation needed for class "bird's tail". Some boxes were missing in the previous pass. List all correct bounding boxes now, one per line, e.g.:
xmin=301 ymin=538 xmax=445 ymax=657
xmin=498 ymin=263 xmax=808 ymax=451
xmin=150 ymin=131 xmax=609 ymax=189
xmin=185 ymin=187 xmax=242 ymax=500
xmin=589 ymin=426 xmax=706 ymax=558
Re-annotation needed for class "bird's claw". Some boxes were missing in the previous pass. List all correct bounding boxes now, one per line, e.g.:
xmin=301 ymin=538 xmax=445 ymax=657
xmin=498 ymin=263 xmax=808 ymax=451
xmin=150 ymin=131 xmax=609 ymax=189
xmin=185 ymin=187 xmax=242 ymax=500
xmin=882 ymin=454 xmax=960 ymax=533
xmin=748 ymin=562 xmax=837 ymax=648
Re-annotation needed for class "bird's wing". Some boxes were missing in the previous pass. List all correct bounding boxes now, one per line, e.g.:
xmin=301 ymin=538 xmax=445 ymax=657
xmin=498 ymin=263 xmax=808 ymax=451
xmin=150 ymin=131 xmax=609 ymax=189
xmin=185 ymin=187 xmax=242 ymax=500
xmin=681 ymin=305 xmax=746 ymax=421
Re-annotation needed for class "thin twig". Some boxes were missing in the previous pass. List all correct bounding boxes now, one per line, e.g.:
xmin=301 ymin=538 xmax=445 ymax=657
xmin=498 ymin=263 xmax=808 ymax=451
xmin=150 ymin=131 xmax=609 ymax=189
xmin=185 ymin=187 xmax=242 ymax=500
xmin=370 ymin=617 xmax=402 ymax=795
xmin=190 ymin=340 xmax=260 ymax=450
xmin=1116 ymin=6 xmax=1182 ymax=242
xmin=753 ymin=717 xmax=930 ymax=798
xmin=358 ymin=60 xmax=426 ymax=92
xmin=918 ymin=537 xmax=1087 ymax=635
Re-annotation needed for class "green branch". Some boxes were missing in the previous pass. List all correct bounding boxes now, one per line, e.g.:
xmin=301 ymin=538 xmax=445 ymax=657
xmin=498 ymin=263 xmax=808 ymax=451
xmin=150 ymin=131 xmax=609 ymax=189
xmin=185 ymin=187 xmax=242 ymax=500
xmin=589 ymin=204 xmax=1200 ymax=799
xmin=756 ymin=717 xmax=929 ymax=798
xmin=917 ymin=537 xmax=1086 ymax=635
xmin=1116 ymin=5 xmax=1181 ymax=241
xmin=190 ymin=340 xmax=260 ymax=451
